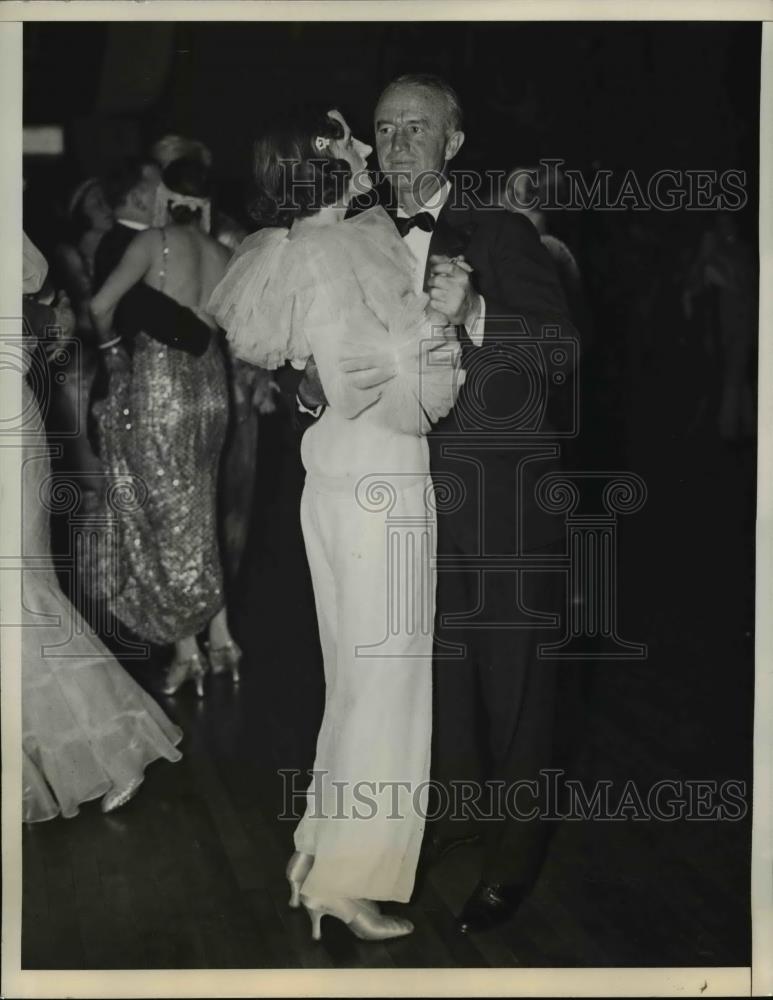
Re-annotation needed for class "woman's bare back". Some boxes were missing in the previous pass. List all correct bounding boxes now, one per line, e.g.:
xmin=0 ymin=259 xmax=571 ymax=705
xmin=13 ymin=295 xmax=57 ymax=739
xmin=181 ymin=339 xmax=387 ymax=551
xmin=144 ymin=223 xmax=231 ymax=328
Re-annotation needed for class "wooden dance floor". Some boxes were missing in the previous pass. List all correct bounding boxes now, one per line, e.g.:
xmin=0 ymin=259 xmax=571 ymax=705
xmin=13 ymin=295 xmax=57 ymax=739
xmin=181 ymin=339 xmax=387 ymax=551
xmin=22 ymin=342 xmax=754 ymax=970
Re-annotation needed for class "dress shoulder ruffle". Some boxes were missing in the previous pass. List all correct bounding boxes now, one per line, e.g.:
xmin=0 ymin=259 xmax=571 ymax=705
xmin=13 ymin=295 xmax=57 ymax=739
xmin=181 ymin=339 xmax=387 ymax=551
xmin=207 ymin=227 xmax=316 ymax=369
xmin=208 ymin=207 xmax=419 ymax=369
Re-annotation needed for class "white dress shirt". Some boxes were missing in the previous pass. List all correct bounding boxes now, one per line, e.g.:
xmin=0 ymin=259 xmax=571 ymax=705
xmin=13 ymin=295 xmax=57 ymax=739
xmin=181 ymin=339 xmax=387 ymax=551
xmin=298 ymin=187 xmax=486 ymax=415
xmin=397 ymin=182 xmax=486 ymax=346
xmin=116 ymin=217 xmax=149 ymax=231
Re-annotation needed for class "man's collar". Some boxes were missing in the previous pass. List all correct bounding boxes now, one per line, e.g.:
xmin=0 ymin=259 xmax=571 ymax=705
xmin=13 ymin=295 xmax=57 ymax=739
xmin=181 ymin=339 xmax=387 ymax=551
xmin=396 ymin=179 xmax=450 ymax=220
xmin=116 ymin=218 xmax=149 ymax=231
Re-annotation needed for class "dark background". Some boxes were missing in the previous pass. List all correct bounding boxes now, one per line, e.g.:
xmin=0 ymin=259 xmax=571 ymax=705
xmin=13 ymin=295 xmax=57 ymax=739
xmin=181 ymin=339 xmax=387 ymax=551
xmin=22 ymin=19 xmax=762 ymax=411
xmin=21 ymin=21 xmax=760 ymax=969
xmin=23 ymin=21 xmax=760 ymax=168
xmin=23 ymin=21 xmax=760 ymax=224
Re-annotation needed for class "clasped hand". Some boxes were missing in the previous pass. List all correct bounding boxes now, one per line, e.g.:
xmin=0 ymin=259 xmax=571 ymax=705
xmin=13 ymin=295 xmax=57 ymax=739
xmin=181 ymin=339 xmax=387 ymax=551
xmin=298 ymin=260 xmax=473 ymax=405
xmin=427 ymin=254 xmax=478 ymax=326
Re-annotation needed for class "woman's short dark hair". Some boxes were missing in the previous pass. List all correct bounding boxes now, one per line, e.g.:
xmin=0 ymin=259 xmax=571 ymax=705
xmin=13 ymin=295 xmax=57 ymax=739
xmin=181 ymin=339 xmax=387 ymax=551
xmin=162 ymin=157 xmax=212 ymax=225
xmin=250 ymin=106 xmax=352 ymax=228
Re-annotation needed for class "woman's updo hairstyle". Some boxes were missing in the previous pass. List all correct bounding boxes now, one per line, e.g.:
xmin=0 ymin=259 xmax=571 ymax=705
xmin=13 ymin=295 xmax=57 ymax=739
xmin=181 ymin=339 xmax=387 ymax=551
xmin=250 ymin=105 xmax=352 ymax=228
xmin=162 ymin=156 xmax=212 ymax=225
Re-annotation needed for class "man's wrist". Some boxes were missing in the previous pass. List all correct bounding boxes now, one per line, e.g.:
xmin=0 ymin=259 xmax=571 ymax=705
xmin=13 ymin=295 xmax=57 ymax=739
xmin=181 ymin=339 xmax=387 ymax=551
xmin=465 ymin=292 xmax=486 ymax=347
xmin=463 ymin=291 xmax=481 ymax=329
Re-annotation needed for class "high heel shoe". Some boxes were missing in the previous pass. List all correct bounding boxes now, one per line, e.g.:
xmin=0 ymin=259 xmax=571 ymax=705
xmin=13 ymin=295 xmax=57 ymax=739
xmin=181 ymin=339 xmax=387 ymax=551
xmin=286 ymin=853 xmax=378 ymax=913
xmin=300 ymin=894 xmax=413 ymax=942
xmin=161 ymin=650 xmax=207 ymax=697
xmin=101 ymin=777 xmax=142 ymax=813
xmin=286 ymin=852 xmax=314 ymax=908
xmin=205 ymin=638 xmax=241 ymax=683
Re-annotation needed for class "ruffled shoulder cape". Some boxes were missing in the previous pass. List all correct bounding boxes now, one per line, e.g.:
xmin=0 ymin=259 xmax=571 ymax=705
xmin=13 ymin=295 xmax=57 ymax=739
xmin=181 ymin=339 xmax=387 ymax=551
xmin=208 ymin=206 xmax=418 ymax=370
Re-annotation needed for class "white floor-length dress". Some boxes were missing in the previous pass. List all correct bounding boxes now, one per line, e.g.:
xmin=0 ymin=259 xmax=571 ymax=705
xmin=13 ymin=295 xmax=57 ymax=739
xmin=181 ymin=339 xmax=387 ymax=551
xmin=210 ymin=206 xmax=461 ymax=901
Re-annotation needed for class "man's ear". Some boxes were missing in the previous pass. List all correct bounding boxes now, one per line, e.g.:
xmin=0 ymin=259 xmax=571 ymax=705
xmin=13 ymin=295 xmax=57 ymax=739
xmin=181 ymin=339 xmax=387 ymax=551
xmin=444 ymin=130 xmax=465 ymax=163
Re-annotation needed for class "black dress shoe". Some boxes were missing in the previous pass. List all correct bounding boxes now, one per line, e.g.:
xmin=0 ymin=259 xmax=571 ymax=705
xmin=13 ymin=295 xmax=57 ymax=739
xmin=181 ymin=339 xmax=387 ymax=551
xmin=457 ymin=880 xmax=528 ymax=934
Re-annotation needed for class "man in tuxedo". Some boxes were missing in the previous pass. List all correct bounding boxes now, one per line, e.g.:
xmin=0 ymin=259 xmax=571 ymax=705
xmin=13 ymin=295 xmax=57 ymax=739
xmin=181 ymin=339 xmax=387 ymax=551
xmin=299 ymin=74 xmax=578 ymax=933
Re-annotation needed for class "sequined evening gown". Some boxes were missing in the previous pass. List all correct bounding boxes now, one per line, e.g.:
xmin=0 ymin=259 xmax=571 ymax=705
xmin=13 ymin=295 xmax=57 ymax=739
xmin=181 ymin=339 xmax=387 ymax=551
xmin=90 ymin=230 xmax=229 ymax=644
xmin=21 ymin=341 xmax=183 ymax=823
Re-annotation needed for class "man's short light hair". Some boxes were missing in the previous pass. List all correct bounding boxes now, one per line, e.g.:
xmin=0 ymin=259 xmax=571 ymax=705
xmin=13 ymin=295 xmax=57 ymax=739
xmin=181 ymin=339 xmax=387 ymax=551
xmin=381 ymin=73 xmax=464 ymax=134
xmin=151 ymin=134 xmax=213 ymax=170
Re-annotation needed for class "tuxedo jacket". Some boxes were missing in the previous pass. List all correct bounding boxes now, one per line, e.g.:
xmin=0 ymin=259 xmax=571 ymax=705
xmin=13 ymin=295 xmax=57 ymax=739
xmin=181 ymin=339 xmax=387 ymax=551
xmin=350 ymin=183 xmax=579 ymax=555
xmin=426 ymin=195 xmax=578 ymax=555
xmin=93 ymin=223 xmax=211 ymax=356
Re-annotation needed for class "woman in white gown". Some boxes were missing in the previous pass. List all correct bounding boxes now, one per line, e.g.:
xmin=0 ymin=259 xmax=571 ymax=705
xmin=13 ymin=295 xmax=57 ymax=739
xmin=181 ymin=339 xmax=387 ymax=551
xmin=209 ymin=108 xmax=462 ymax=940
xmin=21 ymin=234 xmax=183 ymax=822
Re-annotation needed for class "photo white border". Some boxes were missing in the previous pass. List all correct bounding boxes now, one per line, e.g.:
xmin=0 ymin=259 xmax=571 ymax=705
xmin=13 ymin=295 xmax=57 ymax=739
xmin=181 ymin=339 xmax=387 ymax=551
xmin=1 ymin=3 xmax=770 ymax=998
xmin=752 ymin=15 xmax=773 ymax=1000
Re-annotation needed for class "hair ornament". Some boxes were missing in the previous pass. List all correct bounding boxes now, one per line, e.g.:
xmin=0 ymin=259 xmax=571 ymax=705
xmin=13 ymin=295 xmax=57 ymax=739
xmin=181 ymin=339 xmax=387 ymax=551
xmin=152 ymin=180 xmax=211 ymax=232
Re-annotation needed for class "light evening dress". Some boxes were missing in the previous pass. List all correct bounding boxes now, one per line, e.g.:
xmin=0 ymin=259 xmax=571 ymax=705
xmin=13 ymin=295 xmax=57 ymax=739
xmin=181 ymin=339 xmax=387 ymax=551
xmin=209 ymin=206 xmax=461 ymax=902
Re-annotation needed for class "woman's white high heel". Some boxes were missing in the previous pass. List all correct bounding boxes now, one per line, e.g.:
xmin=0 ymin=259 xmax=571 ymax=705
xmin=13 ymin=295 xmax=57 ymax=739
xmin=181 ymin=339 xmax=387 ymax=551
xmin=300 ymin=894 xmax=413 ymax=941
xmin=286 ymin=851 xmax=314 ymax=908
xmin=161 ymin=650 xmax=207 ymax=698
xmin=285 ymin=852 xmax=380 ymax=914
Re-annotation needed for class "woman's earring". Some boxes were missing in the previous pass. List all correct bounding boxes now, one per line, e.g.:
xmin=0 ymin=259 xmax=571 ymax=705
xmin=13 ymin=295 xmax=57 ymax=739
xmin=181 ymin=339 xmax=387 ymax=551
xmin=314 ymin=136 xmax=331 ymax=153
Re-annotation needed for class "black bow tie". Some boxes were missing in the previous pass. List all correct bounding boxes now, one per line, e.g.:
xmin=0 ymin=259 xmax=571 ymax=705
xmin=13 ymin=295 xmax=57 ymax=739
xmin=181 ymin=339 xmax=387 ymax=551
xmin=395 ymin=211 xmax=435 ymax=237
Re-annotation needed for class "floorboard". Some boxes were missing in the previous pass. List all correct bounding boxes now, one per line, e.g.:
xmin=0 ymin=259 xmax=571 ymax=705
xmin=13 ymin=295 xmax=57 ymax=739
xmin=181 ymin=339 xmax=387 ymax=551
xmin=21 ymin=333 xmax=754 ymax=970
